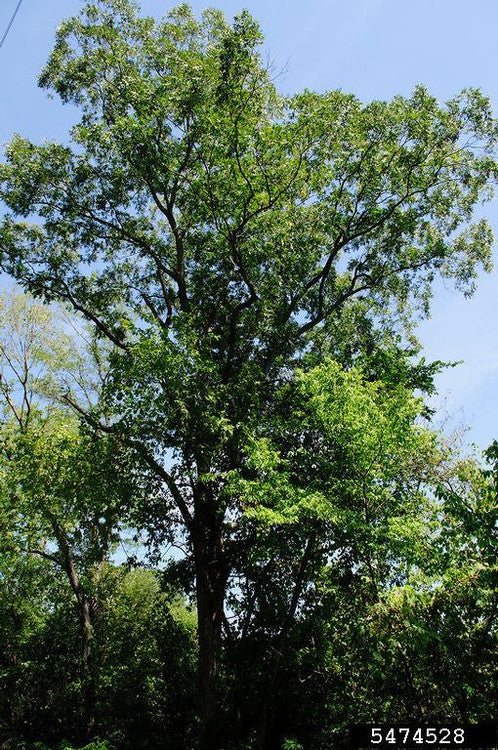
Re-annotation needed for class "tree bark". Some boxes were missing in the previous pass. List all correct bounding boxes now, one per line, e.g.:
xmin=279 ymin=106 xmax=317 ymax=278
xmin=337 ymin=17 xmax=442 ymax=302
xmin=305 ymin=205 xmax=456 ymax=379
xmin=47 ymin=511 xmax=95 ymax=737
xmin=195 ymin=561 xmax=225 ymax=748
xmin=192 ymin=498 xmax=228 ymax=750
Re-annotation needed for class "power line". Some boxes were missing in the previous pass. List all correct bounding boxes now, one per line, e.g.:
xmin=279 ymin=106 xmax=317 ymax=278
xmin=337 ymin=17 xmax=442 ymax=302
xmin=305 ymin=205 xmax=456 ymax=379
xmin=0 ymin=0 xmax=24 ymax=50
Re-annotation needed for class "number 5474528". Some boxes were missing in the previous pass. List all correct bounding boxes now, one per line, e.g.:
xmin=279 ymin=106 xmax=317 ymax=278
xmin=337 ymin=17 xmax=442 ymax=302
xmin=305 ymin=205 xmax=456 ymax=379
xmin=370 ymin=727 xmax=465 ymax=745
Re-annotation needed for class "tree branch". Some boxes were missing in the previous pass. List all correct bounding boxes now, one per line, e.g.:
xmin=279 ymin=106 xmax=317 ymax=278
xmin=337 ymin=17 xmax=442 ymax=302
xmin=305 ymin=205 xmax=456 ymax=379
xmin=62 ymin=394 xmax=194 ymax=530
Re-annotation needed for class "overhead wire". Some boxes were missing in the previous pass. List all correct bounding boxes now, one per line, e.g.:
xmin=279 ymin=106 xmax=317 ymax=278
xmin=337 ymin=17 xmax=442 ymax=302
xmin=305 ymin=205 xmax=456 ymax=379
xmin=0 ymin=0 xmax=24 ymax=49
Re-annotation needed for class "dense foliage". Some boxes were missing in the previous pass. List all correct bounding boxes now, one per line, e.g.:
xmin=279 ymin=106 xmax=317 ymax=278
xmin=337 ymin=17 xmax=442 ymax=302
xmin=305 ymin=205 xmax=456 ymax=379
xmin=0 ymin=1 xmax=497 ymax=748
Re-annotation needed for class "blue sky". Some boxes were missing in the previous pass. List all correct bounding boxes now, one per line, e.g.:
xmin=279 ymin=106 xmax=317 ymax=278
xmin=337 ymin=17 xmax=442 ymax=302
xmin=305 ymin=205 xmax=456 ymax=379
xmin=1 ymin=0 xmax=498 ymax=450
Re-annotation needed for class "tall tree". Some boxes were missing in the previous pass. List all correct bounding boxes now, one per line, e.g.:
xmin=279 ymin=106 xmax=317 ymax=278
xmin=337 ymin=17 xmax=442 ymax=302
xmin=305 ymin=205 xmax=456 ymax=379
xmin=1 ymin=2 xmax=497 ymax=744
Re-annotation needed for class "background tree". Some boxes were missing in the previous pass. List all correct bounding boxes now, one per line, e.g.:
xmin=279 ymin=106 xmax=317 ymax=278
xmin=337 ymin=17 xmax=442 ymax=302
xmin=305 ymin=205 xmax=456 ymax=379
xmin=0 ymin=289 xmax=197 ymax=748
xmin=0 ymin=289 xmax=75 ymax=430
xmin=0 ymin=289 xmax=149 ymax=740
xmin=1 ymin=1 xmax=498 ymax=746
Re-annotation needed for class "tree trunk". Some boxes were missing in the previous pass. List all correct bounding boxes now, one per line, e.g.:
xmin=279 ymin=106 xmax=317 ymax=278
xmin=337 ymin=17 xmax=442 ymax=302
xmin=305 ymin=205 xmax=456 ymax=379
xmin=192 ymin=506 xmax=228 ymax=750
xmin=79 ymin=595 xmax=95 ymax=737
xmin=47 ymin=512 xmax=96 ymax=737
xmin=196 ymin=563 xmax=224 ymax=747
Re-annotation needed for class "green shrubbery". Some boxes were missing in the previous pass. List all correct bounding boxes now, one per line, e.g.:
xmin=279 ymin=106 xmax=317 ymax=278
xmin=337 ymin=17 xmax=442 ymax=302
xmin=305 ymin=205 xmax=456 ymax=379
xmin=0 ymin=566 xmax=196 ymax=749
